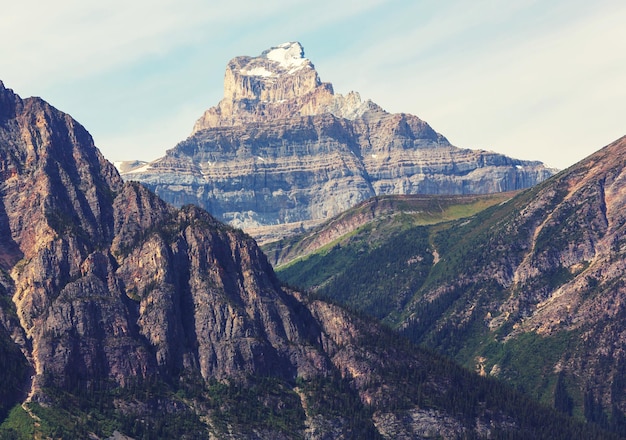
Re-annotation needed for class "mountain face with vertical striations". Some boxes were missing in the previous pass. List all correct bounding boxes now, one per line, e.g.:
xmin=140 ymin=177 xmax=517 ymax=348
xmin=0 ymin=81 xmax=613 ymax=439
xmin=120 ymin=42 xmax=556 ymax=244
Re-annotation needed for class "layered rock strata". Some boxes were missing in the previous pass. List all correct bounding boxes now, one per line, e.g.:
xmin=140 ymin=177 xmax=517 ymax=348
xmin=122 ymin=42 xmax=556 ymax=243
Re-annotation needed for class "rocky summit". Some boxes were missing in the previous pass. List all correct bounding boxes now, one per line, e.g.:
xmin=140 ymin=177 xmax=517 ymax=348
xmin=121 ymin=42 xmax=556 ymax=243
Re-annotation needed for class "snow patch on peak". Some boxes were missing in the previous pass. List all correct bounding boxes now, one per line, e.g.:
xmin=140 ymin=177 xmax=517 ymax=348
xmin=115 ymin=160 xmax=149 ymax=174
xmin=241 ymin=66 xmax=275 ymax=77
xmin=263 ymin=42 xmax=308 ymax=70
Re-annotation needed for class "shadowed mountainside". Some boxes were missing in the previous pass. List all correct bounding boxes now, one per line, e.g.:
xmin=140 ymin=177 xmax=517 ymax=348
xmin=279 ymin=135 xmax=626 ymax=435
xmin=0 ymin=81 xmax=615 ymax=439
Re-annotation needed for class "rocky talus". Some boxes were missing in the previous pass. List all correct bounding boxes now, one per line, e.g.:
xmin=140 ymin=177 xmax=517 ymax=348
xmin=121 ymin=42 xmax=556 ymax=244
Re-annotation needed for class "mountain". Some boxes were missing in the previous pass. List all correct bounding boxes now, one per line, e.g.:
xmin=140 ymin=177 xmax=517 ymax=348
xmin=1 ymin=81 xmax=612 ymax=438
xmin=279 ymin=134 xmax=626 ymax=434
xmin=120 ymin=42 xmax=556 ymax=244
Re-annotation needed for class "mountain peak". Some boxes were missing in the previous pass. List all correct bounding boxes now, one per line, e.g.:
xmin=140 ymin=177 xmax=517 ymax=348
xmin=238 ymin=42 xmax=312 ymax=79
xmin=123 ymin=43 xmax=556 ymax=243
xmin=0 ymin=81 xmax=21 ymax=122
xmin=192 ymin=42 xmax=382 ymax=132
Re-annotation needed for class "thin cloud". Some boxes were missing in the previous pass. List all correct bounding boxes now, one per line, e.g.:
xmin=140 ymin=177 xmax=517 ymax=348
xmin=1 ymin=0 xmax=623 ymax=168
xmin=1 ymin=0 xmax=387 ymax=89
xmin=320 ymin=1 xmax=626 ymax=168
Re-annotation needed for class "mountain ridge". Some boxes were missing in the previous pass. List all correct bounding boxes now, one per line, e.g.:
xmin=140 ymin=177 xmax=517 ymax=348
xmin=191 ymin=41 xmax=382 ymax=131
xmin=279 ymin=134 xmax=626 ymax=433
xmin=263 ymin=191 xmax=519 ymax=269
xmin=0 ymin=81 xmax=606 ymax=438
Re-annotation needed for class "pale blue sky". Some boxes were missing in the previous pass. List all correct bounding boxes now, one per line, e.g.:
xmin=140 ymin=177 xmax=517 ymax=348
xmin=1 ymin=0 xmax=624 ymax=169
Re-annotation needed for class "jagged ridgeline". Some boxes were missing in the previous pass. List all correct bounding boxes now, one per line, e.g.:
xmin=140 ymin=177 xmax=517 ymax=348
xmin=0 ymin=82 xmax=617 ymax=438
xmin=120 ymin=42 xmax=556 ymax=244
xmin=278 ymin=135 xmax=626 ymax=436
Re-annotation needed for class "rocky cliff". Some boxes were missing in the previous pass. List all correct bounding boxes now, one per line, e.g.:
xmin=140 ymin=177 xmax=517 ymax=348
xmin=121 ymin=42 xmax=556 ymax=243
xmin=0 ymin=81 xmax=605 ymax=438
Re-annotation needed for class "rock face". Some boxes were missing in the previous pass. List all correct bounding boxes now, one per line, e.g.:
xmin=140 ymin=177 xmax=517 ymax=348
xmin=121 ymin=42 xmax=556 ymax=243
xmin=1 ymin=80 xmax=604 ymax=439
xmin=0 ymin=79 xmax=328 ymax=393
xmin=191 ymin=42 xmax=379 ymax=130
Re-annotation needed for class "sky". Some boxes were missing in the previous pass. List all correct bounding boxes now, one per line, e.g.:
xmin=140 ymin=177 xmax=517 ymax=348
xmin=0 ymin=0 xmax=624 ymax=170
